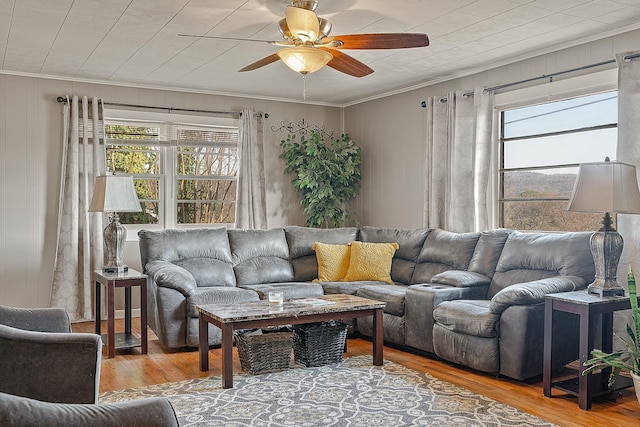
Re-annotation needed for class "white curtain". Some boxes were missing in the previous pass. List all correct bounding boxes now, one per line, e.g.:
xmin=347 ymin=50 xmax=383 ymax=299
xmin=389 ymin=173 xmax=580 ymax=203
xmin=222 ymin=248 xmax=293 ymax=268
xmin=616 ymin=50 xmax=640 ymax=290
xmin=50 ymin=96 xmax=106 ymax=322
xmin=424 ymin=88 xmax=496 ymax=232
xmin=236 ymin=109 xmax=267 ymax=229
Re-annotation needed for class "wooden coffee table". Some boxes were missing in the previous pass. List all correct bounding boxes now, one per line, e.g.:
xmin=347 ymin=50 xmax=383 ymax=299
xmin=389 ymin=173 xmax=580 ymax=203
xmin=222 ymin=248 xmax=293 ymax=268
xmin=197 ymin=294 xmax=385 ymax=388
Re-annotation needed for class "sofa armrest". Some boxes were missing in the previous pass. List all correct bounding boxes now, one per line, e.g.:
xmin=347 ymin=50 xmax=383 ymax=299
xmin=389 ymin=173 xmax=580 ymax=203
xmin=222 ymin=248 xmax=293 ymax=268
xmin=430 ymin=270 xmax=491 ymax=288
xmin=146 ymin=260 xmax=197 ymax=298
xmin=0 ymin=305 xmax=71 ymax=333
xmin=0 ymin=324 xmax=102 ymax=404
xmin=489 ymin=276 xmax=586 ymax=314
xmin=0 ymin=392 xmax=179 ymax=427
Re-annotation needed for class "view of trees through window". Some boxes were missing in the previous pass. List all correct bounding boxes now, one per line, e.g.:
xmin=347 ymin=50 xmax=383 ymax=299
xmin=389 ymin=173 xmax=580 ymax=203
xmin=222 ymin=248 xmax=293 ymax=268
xmin=500 ymin=91 xmax=617 ymax=231
xmin=105 ymin=119 xmax=238 ymax=227
xmin=175 ymin=128 xmax=238 ymax=224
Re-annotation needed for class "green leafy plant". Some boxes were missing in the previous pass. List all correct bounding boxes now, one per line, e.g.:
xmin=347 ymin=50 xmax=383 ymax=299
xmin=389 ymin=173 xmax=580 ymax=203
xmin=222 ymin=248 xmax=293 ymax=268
xmin=582 ymin=266 xmax=640 ymax=386
xmin=280 ymin=130 xmax=361 ymax=228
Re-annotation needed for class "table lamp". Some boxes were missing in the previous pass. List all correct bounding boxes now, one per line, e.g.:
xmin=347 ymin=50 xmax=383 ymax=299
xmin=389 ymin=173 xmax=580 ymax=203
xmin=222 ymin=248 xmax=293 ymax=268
xmin=567 ymin=157 xmax=640 ymax=296
xmin=89 ymin=175 xmax=141 ymax=273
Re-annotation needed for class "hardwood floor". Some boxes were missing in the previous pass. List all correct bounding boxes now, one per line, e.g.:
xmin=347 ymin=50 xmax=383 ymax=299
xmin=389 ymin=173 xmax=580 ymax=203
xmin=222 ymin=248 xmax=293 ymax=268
xmin=74 ymin=319 xmax=640 ymax=427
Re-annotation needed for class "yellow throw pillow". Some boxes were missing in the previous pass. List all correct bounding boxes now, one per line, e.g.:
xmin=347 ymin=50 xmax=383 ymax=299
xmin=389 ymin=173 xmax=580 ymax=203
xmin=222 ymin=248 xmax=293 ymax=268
xmin=343 ymin=241 xmax=399 ymax=284
xmin=312 ymin=242 xmax=352 ymax=282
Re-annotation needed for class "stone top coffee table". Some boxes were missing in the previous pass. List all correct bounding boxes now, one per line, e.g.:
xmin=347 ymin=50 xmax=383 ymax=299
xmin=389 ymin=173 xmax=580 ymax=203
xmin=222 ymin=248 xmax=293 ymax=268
xmin=197 ymin=293 xmax=386 ymax=388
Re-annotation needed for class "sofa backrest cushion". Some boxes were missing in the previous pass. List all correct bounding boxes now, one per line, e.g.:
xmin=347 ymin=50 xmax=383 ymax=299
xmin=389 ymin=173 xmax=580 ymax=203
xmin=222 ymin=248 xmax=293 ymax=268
xmin=138 ymin=228 xmax=235 ymax=287
xmin=229 ymin=228 xmax=294 ymax=285
xmin=411 ymin=229 xmax=481 ymax=284
xmin=468 ymin=228 xmax=513 ymax=279
xmin=489 ymin=231 xmax=595 ymax=298
xmin=284 ymin=226 xmax=358 ymax=281
xmin=359 ymin=226 xmax=431 ymax=284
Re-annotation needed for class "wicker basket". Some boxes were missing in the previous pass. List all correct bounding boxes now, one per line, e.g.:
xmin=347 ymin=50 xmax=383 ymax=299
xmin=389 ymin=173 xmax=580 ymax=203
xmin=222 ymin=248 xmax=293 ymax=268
xmin=234 ymin=328 xmax=293 ymax=375
xmin=293 ymin=321 xmax=348 ymax=367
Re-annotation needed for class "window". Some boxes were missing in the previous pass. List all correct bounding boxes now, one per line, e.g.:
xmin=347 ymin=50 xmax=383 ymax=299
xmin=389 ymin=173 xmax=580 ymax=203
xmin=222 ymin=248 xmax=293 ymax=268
xmin=499 ymin=91 xmax=617 ymax=231
xmin=105 ymin=112 xmax=239 ymax=229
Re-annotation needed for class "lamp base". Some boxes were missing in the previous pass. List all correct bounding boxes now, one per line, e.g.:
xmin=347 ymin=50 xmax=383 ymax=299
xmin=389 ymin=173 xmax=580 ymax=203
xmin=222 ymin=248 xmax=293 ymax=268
xmin=587 ymin=282 xmax=625 ymax=297
xmin=588 ymin=227 xmax=626 ymax=298
xmin=103 ymin=265 xmax=129 ymax=274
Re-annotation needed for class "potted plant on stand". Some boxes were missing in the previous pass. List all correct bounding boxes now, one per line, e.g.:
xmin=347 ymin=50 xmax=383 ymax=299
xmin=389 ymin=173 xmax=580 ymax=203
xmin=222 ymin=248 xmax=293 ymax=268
xmin=280 ymin=130 xmax=361 ymax=228
xmin=583 ymin=266 xmax=640 ymax=403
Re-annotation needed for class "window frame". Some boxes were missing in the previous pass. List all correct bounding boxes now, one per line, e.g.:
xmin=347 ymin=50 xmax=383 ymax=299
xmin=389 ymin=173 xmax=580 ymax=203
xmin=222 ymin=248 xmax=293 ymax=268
xmin=493 ymin=69 xmax=618 ymax=232
xmin=103 ymin=109 xmax=239 ymax=234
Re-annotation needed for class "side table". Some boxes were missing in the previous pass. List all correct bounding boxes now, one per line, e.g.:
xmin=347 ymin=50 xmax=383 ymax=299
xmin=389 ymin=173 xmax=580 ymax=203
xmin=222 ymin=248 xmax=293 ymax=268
xmin=543 ymin=290 xmax=636 ymax=410
xmin=94 ymin=269 xmax=148 ymax=358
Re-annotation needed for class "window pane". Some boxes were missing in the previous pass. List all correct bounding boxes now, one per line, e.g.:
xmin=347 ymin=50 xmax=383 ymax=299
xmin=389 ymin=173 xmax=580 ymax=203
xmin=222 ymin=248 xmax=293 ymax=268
xmin=176 ymin=146 xmax=238 ymax=177
xmin=500 ymin=90 xmax=617 ymax=231
xmin=502 ymin=200 xmax=604 ymax=231
xmin=177 ymin=202 xmax=236 ymax=224
xmin=120 ymin=202 xmax=159 ymax=225
xmin=177 ymin=179 xmax=237 ymax=224
xmin=502 ymin=169 xmax=578 ymax=199
xmin=503 ymin=91 xmax=617 ymax=138
xmin=503 ymin=128 xmax=616 ymax=169
xmin=107 ymin=146 xmax=160 ymax=174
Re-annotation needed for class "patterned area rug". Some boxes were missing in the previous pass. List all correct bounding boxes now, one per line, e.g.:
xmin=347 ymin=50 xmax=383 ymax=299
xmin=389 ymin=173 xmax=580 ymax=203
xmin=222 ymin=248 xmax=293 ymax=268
xmin=100 ymin=356 xmax=555 ymax=427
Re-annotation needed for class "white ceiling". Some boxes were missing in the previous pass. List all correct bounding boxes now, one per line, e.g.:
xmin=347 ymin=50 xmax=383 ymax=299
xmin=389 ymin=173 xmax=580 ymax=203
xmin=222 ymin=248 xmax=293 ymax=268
xmin=1 ymin=0 xmax=640 ymax=106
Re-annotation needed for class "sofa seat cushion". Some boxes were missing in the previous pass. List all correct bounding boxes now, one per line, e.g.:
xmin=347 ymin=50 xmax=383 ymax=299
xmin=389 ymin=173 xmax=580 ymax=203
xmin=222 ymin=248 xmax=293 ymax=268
xmin=320 ymin=281 xmax=382 ymax=295
xmin=356 ymin=285 xmax=407 ymax=317
xmin=433 ymin=300 xmax=498 ymax=338
xmin=186 ymin=287 xmax=260 ymax=318
xmin=239 ymin=282 xmax=324 ymax=300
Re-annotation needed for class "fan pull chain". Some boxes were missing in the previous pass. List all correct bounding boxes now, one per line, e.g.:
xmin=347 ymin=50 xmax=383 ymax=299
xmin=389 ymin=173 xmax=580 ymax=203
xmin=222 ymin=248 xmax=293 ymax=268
xmin=302 ymin=73 xmax=307 ymax=100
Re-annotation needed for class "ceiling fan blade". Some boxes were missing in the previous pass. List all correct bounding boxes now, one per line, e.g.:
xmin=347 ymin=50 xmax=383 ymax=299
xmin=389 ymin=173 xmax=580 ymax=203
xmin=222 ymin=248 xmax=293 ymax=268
xmin=320 ymin=48 xmax=373 ymax=78
xmin=239 ymin=53 xmax=281 ymax=72
xmin=285 ymin=6 xmax=320 ymax=42
xmin=327 ymin=33 xmax=429 ymax=49
xmin=178 ymin=34 xmax=275 ymax=44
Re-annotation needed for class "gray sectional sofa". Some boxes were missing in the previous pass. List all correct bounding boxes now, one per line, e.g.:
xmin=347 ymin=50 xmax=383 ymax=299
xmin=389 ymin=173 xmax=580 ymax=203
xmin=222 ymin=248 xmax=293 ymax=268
xmin=138 ymin=225 xmax=595 ymax=381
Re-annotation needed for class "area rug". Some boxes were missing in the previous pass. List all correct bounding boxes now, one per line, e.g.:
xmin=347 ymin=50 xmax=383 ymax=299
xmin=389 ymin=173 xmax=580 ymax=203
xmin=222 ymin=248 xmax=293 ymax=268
xmin=100 ymin=356 xmax=555 ymax=427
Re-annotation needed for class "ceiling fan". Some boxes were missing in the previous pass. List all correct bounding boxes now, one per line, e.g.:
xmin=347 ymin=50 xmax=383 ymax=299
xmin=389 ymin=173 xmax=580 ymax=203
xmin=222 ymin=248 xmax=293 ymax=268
xmin=179 ymin=0 xmax=429 ymax=78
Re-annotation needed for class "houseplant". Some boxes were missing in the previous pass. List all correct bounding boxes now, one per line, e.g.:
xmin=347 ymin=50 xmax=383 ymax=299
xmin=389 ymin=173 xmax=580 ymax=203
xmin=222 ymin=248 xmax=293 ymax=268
xmin=582 ymin=266 xmax=640 ymax=403
xmin=280 ymin=130 xmax=361 ymax=228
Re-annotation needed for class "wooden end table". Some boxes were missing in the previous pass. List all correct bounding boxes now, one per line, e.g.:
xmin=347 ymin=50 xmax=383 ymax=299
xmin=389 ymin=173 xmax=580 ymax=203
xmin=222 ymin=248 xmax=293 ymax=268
xmin=94 ymin=269 xmax=148 ymax=358
xmin=543 ymin=290 xmax=637 ymax=410
xmin=197 ymin=294 xmax=385 ymax=389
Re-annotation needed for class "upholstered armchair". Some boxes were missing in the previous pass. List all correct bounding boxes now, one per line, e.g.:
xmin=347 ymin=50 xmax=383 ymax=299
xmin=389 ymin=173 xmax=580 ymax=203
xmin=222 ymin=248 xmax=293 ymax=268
xmin=0 ymin=305 xmax=102 ymax=404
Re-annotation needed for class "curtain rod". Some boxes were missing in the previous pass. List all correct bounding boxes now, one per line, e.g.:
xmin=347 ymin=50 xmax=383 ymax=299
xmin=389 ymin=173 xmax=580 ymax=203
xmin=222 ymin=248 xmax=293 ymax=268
xmin=421 ymin=52 xmax=640 ymax=107
xmin=55 ymin=97 xmax=268 ymax=118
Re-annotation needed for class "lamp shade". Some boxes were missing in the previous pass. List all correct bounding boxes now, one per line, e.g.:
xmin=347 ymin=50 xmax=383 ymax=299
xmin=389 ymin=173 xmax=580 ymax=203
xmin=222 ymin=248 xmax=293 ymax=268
xmin=277 ymin=46 xmax=332 ymax=74
xmin=89 ymin=175 xmax=142 ymax=213
xmin=567 ymin=160 xmax=640 ymax=214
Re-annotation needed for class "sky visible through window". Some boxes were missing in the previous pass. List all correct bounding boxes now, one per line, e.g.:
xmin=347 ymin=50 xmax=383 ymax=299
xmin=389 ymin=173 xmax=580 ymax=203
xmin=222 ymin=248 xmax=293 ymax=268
xmin=503 ymin=91 xmax=617 ymax=173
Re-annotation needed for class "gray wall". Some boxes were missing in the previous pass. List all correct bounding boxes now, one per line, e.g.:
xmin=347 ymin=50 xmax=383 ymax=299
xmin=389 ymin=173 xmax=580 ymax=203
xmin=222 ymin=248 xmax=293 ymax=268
xmin=0 ymin=75 xmax=341 ymax=308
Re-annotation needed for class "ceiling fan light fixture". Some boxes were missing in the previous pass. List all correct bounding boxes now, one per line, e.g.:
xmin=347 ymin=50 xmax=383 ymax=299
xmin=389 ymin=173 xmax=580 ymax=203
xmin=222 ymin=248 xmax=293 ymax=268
xmin=285 ymin=6 xmax=320 ymax=42
xmin=277 ymin=46 xmax=332 ymax=74
xmin=292 ymin=0 xmax=318 ymax=12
